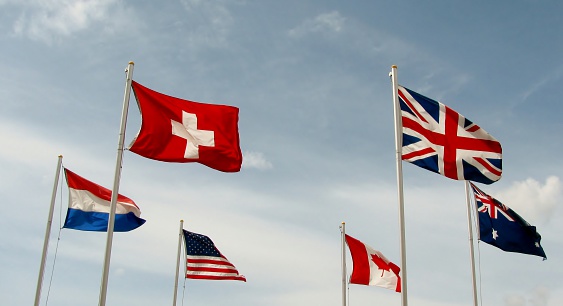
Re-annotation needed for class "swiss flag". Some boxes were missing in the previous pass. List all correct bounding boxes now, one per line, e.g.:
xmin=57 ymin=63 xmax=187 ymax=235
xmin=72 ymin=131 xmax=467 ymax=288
xmin=345 ymin=234 xmax=401 ymax=292
xmin=129 ymin=81 xmax=242 ymax=172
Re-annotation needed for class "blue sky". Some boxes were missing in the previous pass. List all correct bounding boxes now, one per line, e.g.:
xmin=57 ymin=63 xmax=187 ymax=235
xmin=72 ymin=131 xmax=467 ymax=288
xmin=1 ymin=1 xmax=562 ymax=305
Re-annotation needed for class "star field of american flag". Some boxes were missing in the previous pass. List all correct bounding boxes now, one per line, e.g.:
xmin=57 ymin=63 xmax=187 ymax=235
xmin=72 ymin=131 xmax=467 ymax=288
xmin=184 ymin=230 xmax=223 ymax=257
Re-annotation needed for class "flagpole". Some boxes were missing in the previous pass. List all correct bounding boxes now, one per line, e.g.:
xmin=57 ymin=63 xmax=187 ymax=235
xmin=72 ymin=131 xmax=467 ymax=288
xmin=98 ymin=61 xmax=135 ymax=306
xmin=173 ymin=220 xmax=184 ymax=306
xmin=340 ymin=222 xmax=346 ymax=306
xmin=34 ymin=155 xmax=63 ymax=306
xmin=465 ymin=181 xmax=479 ymax=306
xmin=390 ymin=65 xmax=408 ymax=306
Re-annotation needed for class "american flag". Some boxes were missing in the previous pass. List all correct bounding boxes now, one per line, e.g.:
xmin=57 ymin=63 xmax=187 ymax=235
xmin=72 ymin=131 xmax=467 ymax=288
xmin=183 ymin=230 xmax=246 ymax=281
xmin=399 ymin=85 xmax=502 ymax=184
xmin=470 ymin=183 xmax=546 ymax=259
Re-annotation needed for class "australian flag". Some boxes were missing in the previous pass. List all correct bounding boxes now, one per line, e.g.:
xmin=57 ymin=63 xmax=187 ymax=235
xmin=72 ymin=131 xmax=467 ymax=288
xmin=399 ymin=85 xmax=502 ymax=184
xmin=470 ymin=183 xmax=547 ymax=259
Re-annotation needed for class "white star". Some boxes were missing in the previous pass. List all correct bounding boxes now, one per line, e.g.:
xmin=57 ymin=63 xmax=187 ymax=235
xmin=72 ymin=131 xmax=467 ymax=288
xmin=492 ymin=229 xmax=498 ymax=240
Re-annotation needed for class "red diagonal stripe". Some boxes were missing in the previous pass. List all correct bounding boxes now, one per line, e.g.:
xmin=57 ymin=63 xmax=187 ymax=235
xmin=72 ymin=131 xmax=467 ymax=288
xmin=474 ymin=157 xmax=502 ymax=176
xmin=402 ymin=147 xmax=435 ymax=160
xmin=398 ymin=89 xmax=428 ymax=124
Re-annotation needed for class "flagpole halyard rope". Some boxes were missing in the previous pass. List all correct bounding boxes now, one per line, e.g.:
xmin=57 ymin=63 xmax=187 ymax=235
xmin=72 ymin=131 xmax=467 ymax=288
xmin=469 ymin=182 xmax=484 ymax=306
xmin=465 ymin=181 xmax=479 ymax=306
xmin=472 ymin=195 xmax=484 ymax=306
xmin=347 ymin=275 xmax=350 ymax=306
xmin=181 ymin=277 xmax=187 ymax=306
xmin=340 ymin=222 xmax=346 ymax=306
xmin=34 ymin=155 xmax=63 ymax=306
xmin=44 ymin=225 xmax=63 ymax=305
xmin=44 ymin=161 xmax=65 ymax=306
xmin=173 ymin=220 xmax=184 ymax=306
xmin=476 ymin=241 xmax=484 ymax=306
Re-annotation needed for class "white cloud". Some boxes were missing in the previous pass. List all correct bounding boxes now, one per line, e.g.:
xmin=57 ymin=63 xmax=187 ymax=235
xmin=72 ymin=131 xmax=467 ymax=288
xmin=288 ymin=11 xmax=346 ymax=38
xmin=242 ymin=151 xmax=273 ymax=170
xmin=496 ymin=176 xmax=561 ymax=224
xmin=9 ymin=0 xmax=127 ymax=44
xmin=504 ymin=286 xmax=550 ymax=306
xmin=531 ymin=286 xmax=550 ymax=306
xmin=505 ymin=295 xmax=526 ymax=306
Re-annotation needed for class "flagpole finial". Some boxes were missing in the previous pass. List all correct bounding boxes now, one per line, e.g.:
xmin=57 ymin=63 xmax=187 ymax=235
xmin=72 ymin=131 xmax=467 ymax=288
xmin=58 ymin=154 xmax=63 ymax=158
xmin=129 ymin=61 xmax=135 ymax=65
xmin=341 ymin=221 xmax=345 ymax=225
xmin=392 ymin=65 xmax=397 ymax=68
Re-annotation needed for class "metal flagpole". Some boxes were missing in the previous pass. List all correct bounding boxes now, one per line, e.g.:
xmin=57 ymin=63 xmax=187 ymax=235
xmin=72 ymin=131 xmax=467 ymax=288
xmin=390 ymin=65 xmax=408 ymax=306
xmin=465 ymin=181 xmax=479 ymax=306
xmin=340 ymin=222 xmax=346 ymax=306
xmin=98 ymin=61 xmax=135 ymax=306
xmin=173 ymin=220 xmax=184 ymax=306
xmin=34 ymin=155 xmax=63 ymax=306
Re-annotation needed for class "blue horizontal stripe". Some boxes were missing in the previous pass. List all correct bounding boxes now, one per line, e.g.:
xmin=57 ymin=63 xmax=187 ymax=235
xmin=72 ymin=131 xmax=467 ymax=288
xmin=63 ymin=208 xmax=146 ymax=232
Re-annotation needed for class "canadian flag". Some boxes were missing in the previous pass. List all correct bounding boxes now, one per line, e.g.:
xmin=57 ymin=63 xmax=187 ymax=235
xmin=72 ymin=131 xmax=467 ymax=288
xmin=129 ymin=81 xmax=242 ymax=172
xmin=345 ymin=234 xmax=401 ymax=292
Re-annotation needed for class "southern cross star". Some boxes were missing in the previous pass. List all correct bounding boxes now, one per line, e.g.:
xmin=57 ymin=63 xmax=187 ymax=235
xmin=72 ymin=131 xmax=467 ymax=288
xmin=492 ymin=229 xmax=498 ymax=240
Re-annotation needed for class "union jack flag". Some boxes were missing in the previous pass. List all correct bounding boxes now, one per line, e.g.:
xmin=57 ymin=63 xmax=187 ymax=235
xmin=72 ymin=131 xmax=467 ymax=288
xmin=399 ymin=85 xmax=502 ymax=184
xmin=470 ymin=183 xmax=546 ymax=259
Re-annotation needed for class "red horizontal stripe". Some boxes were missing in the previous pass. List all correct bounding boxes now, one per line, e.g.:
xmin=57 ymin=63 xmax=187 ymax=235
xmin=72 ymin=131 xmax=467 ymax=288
xmin=64 ymin=168 xmax=138 ymax=207
xmin=187 ymin=258 xmax=234 ymax=267
xmin=188 ymin=266 xmax=239 ymax=273
xmin=402 ymin=117 xmax=502 ymax=153
xmin=186 ymin=274 xmax=246 ymax=281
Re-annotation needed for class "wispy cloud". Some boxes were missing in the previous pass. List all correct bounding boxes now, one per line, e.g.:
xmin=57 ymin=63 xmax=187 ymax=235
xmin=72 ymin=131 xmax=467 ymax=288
xmin=288 ymin=11 xmax=346 ymax=38
xmin=242 ymin=151 xmax=273 ymax=170
xmin=504 ymin=286 xmax=549 ymax=306
xmin=8 ymin=0 xmax=129 ymax=44
xmin=520 ymin=64 xmax=563 ymax=102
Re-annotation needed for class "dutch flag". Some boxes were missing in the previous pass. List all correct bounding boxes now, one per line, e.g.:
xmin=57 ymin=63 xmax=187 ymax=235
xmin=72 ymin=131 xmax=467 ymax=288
xmin=63 ymin=168 xmax=145 ymax=232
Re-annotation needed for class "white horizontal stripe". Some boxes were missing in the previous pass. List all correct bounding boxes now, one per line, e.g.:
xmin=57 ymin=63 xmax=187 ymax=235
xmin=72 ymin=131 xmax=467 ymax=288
xmin=187 ymin=262 xmax=235 ymax=269
xmin=186 ymin=255 xmax=230 ymax=262
xmin=186 ymin=271 xmax=241 ymax=277
xmin=68 ymin=188 xmax=141 ymax=216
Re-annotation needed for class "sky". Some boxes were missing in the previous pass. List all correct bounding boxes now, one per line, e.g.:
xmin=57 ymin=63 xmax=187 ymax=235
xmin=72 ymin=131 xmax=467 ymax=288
xmin=1 ymin=0 xmax=562 ymax=305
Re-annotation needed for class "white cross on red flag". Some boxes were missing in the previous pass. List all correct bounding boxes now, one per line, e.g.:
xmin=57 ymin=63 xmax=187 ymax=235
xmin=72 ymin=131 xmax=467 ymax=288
xmin=128 ymin=81 xmax=242 ymax=172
